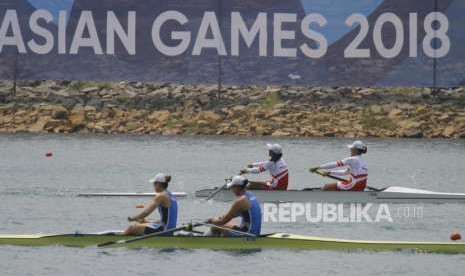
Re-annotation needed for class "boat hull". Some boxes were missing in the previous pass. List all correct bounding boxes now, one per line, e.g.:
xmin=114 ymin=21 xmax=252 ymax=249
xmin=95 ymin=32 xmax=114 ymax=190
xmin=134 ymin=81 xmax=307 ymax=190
xmin=0 ymin=233 xmax=464 ymax=254
xmin=195 ymin=187 xmax=465 ymax=204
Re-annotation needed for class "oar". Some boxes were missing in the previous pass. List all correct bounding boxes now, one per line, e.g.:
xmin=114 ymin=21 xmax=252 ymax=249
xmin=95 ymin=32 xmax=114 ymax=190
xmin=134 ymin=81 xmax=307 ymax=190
xmin=313 ymin=168 xmax=348 ymax=182
xmin=97 ymin=222 xmax=201 ymax=248
xmin=310 ymin=168 xmax=382 ymax=192
xmin=205 ymin=184 xmax=226 ymax=201
xmin=205 ymin=178 xmax=231 ymax=201
xmin=197 ymin=221 xmax=256 ymax=238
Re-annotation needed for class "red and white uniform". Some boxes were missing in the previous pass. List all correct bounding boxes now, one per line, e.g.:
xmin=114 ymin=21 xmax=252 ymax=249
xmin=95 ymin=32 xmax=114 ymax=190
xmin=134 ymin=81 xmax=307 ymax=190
xmin=246 ymin=158 xmax=289 ymax=190
xmin=320 ymin=156 xmax=367 ymax=191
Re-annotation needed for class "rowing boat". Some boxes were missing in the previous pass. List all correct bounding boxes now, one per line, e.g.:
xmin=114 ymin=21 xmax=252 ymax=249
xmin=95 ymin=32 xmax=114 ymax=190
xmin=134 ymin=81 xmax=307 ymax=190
xmin=195 ymin=186 xmax=465 ymax=204
xmin=0 ymin=232 xmax=464 ymax=254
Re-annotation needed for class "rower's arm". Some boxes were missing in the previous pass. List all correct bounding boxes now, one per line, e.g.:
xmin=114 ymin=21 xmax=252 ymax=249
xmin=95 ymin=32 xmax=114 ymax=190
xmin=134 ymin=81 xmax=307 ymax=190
xmin=244 ymin=167 xmax=262 ymax=174
xmin=209 ymin=200 xmax=242 ymax=225
xmin=244 ymin=161 xmax=269 ymax=174
xmin=251 ymin=161 xmax=266 ymax=167
xmin=128 ymin=196 xmax=162 ymax=222
xmin=328 ymin=168 xmax=350 ymax=176
xmin=320 ymin=159 xmax=348 ymax=170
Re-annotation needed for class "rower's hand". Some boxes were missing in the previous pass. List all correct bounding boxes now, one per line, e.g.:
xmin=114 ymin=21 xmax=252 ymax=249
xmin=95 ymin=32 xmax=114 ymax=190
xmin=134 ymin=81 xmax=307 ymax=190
xmin=309 ymin=167 xmax=320 ymax=173
xmin=320 ymin=171 xmax=330 ymax=176
xmin=127 ymin=216 xmax=135 ymax=222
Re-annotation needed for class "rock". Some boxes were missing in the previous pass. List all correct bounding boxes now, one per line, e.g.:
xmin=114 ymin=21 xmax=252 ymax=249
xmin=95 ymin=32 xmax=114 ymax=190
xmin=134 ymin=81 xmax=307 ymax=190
xmin=437 ymin=113 xmax=452 ymax=122
xmin=398 ymin=120 xmax=421 ymax=129
xmin=50 ymin=90 xmax=71 ymax=98
xmin=370 ymin=105 xmax=383 ymax=114
xmin=196 ymin=120 xmax=210 ymax=127
xmin=415 ymin=105 xmax=428 ymax=113
xmin=358 ymin=88 xmax=376 ymax=96
xmin=197 ymin=111 xmax=222 ymax=123
xmin=402 ymin=128 xmax=423 ymax=138
xmin=84 ymin=106 xmax=97 ymax=112
xmin=443 ymin=125 xmax=456 ymax=137
xmin=94 ymin=122 xmax=112 ymax=133
xmin=69 ymin=113 xmax=86 ymax=127
xmin=44 ymin=119 xmax=64 ymax=131
xmin=388 ymin=109 xmax=403 ymax=118
xmin=398 ymin=103 xmax=414 ymax=111
xmin=125 ymin=122 xmax=141 ymax=132
xmin=120 ymin=90 xmax=137 ymax=98
xmin=163 ymin=127 xmax=182 ymax=135
xmin=271 ymin=130 xmax=291 ymax=137
xmin=148 ymin=110 xmax=171 ymax=121
xmin=51 ymin=105 xmax=69 ymax=119
xmin=81 ymin=87 xmax=100 ymax=93
xmin=28 ymin=117 xmax=50 ymax=132
xmin=198 ymin=94 xmax=211 ymax=105
xmin=231 ymin=105 xmax=246 ymax=113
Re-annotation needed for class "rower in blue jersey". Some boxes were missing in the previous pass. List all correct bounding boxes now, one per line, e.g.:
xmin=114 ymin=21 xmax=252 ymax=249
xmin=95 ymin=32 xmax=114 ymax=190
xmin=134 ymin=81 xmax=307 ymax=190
xmin=124 ymin=173 xmax=177 ymax=235
xmin=207 ymin=175 xmax=262 ymax=236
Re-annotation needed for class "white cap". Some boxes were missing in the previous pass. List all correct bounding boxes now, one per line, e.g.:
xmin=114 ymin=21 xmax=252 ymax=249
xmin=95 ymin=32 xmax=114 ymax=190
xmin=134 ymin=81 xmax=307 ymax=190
xmin=266 ymin=143 xmax=283 ymax=154
xmin=149 ymin=173 xmax=168 ymax=184
xmin=347 ymin=140 xmax=366 ymax=150
xmin=226 ymin=175 xmax=248 ymax=188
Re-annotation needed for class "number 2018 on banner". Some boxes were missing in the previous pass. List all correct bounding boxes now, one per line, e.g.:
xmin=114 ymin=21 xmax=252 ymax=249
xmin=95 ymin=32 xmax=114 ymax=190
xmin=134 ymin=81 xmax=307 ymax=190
xmin=344 ymin=12 xmax=449 ymax=59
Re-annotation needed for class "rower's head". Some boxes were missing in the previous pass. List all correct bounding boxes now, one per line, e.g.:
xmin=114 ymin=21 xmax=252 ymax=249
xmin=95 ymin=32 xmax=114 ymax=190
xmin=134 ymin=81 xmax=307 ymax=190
xmin=149 ymin=173 xmax=172 ymax=192
xmin=227 ymin=175 xmax=248 ymax=196
xmin=347 ymin=141 xmax=367 ymax=156
xmin=267 ymin=143 xmax=283 ymax=162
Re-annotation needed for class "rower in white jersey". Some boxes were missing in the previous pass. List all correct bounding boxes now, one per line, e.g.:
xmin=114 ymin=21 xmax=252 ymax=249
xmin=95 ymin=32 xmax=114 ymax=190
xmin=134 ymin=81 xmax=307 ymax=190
xmin=207 ymin=175 xmax=262 ymax=236
xmin=123 ymin=173 xmax=178 ymax=235
xmin=240 ymin=143 xmax=289 ymax=190
xmin=311 ymin=141 xmax=368 ymax=191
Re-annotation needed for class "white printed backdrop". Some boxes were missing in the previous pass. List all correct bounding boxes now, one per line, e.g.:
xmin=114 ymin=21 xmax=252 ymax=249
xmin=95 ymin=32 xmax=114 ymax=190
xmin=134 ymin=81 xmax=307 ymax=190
xmin=0 ymin=0 xmax=463 ymax=87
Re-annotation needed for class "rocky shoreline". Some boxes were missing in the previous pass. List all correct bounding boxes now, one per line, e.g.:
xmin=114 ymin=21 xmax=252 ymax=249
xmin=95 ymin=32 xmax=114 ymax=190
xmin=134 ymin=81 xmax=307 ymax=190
xmin=1 ymin=81 xmax=465 ymax=138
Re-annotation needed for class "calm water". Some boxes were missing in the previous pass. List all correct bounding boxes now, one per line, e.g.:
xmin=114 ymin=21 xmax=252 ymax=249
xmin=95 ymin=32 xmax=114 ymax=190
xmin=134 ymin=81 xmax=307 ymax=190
xmin=1 ymin=134 xmax=465 ymax=275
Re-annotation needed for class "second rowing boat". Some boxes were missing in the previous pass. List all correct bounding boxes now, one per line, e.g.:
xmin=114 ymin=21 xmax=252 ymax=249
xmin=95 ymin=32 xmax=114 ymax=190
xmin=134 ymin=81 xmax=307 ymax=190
xmin=1 ymin=232 xmax=464 ymax=254
xmin=195 ymin=186 xmax=465 ymax=204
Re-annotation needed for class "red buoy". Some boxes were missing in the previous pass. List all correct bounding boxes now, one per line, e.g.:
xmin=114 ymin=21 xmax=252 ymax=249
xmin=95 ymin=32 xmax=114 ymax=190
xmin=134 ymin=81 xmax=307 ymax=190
xmin=450 ymin=231 xmax=462 ymax=241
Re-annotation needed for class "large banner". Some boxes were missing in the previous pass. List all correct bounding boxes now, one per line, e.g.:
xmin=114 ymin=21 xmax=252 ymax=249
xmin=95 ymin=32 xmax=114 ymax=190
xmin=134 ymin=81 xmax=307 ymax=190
xmin=0 ymin=0 xmax=464 ymax=87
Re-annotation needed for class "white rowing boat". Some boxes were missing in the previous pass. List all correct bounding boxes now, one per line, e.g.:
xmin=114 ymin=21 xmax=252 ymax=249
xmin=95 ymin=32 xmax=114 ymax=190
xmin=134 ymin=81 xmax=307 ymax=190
xmin=77 ymin=187 xmax=465 ymax=204
xmin=195 ymin=186 xmax=465 ymax=204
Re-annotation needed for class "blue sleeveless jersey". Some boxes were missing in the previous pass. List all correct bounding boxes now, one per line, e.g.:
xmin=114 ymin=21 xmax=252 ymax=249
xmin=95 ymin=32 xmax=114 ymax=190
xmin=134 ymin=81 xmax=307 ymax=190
xmin=157 ymin=191 xmax=177 ymax=230
xmin=240 ymin=192 xmax=262 ymax=235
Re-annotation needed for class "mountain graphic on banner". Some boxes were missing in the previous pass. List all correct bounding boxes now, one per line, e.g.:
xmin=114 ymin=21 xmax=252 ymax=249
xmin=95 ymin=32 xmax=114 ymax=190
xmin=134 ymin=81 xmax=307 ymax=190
xmin=26 ymin=0 xmax=74 ymax=24
xmin=299 ymin=0 xmax=383 ymax=44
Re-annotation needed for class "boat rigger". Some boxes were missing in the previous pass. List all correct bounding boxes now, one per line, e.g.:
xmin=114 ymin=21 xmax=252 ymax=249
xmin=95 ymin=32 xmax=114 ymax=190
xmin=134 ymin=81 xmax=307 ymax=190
xmin=0 ymin=232 xmax=464 ymax=254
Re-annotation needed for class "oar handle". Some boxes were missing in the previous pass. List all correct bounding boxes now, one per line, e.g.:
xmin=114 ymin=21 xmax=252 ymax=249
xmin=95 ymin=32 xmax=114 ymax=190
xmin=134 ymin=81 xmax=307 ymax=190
xmin=312 ymin=168 xmax=348 ymax=182
xmin=311 ymin=168 xmax=382 ymax=192
xmin=198 ymin=221 xmax=256 ymax=238
xmin=97 ymin=222 xmax=203 ymax=247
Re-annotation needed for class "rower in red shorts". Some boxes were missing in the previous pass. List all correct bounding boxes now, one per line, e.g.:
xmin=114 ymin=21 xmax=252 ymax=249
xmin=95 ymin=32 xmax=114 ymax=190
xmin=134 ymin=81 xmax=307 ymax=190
xmin=240 ymin=143 xmax=289 ymax=190
xmin=311 ymin=141 xmax=368 ymax=191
